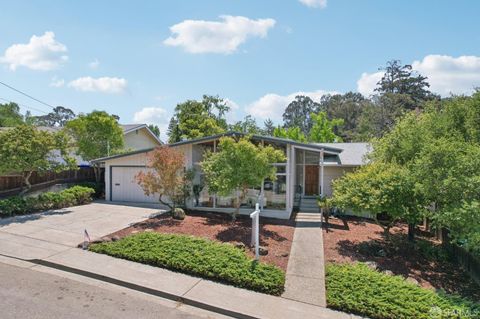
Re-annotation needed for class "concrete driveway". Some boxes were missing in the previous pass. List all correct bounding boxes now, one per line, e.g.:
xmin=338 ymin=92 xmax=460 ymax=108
xmin=0 ymin=201 xmax=164 ymax=260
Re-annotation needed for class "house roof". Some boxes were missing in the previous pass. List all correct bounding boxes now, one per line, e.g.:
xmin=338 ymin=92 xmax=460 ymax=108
xmin=315 ymin=142 xmax=371 ymax=166
xmin=92 ymin=131 xmax=371 ymax=164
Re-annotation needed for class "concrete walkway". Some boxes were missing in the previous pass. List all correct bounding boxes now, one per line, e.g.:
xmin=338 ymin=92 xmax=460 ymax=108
xmin=0 ymin=203 xmax=357 ymax=319
xmin=282 ymin=212 xmax=326 ymax=307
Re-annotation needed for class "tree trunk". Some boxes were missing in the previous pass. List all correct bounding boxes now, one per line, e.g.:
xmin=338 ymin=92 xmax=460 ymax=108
xmin=159 ymin=194 xmax=173 ymax=212
xmin=93 ymin=164 xmax=101 ymax=183
xmin=20 ymin=171 xmax=33 ymax=195
xmin=408 ymin=222 xmax=415 ymax=242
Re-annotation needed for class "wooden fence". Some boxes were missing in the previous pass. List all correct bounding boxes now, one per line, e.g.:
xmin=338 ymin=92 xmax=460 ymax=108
xmin=447 ymin=243 xmax=480 ymax=285
xmin=0 ymin=168 xmax=96 ymax=197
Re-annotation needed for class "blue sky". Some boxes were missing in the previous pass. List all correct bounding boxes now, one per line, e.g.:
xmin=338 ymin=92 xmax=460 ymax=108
xmin=1 ymin=0 xmax=480 ymax=138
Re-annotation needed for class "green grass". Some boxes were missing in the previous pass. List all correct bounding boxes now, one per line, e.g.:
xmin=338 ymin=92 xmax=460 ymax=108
xmin=326 ymin=263 xmax=480 ymax=319
xmin=89 ymin=232 xmax=285 ymax=295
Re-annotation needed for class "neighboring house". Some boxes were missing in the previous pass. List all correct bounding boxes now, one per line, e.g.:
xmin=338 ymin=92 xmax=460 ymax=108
xmin=93 ymin=132 xmax=370 ymax=219
xmin=0 ymin=124 xmax=162 ymax=167
xmin=121 ymin=124 xmax=162 ymax=150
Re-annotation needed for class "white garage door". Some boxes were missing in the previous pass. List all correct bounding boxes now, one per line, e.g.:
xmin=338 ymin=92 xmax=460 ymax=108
xmin=111 ymin=166 xmax=158 ymax=203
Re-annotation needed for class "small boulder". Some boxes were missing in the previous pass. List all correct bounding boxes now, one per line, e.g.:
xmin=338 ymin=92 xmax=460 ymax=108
xmin=365 ymin=261 xmax=378 ymax=270
xmin=383 ymin=270 xmax=394 ymax=276
xmin=258 ymin=246 xmax=269 ymax=256
xmin=172 ymin=208 xmax=186 ymax=220
xmin=406 ymin=277 xmax=420 ymax=286
xmin=276 ymin=252 xmax=289 ymax=257
xmin=111 ymin=235 xmax=121 ymax=242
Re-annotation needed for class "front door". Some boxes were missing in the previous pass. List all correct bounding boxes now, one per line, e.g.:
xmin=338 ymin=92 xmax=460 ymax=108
xmin=304 ymin=165 xmax=319 ymax=195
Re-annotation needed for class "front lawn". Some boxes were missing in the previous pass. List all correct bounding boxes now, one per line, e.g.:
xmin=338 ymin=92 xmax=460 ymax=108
xmin=89 ymin=232 xmax=285 ymax=295
xmin=326 ymin=263 xmax=480 ymax=319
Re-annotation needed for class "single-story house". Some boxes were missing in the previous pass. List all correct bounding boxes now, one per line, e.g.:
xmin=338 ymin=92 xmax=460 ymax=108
xmin=93 ymin=132 xmax=370 ymax=219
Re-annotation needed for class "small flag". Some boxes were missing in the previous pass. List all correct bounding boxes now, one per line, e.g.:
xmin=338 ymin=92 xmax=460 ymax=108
xmin=82 ymin=229 xmax=91 ymax=250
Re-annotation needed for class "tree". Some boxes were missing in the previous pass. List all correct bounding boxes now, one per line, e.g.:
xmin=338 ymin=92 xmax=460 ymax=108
xmin=201 ymin=137 xmax=285 ymax=220
xmin=33 ymin=106 xmax=76 ymax=127
xmin=263 ymin=118 xmax=275 ymax=136
xmin=319 ymin=92 xmax=369 ymax=141
xmin=168 ymin=95 xmax=230 ymax=143
xmin=0 ymin=102 xmax=24 ymax=127
xmin=308 ymin=111 xmax=344 ymax=142
xmin=65 ymin=111 xmax=124 ymax=182
xmin=282 ymin=95 xmax=321 ymax=135
xmin=375 ymin=60 xmax=437 ymax=109
xmin=0 ymin=125 xmax=76 ymax=193
xmin=273 ymin=126 xmax=307 ymax=142
xmin=148 ymin=124 xmax=161 ymax=138
xmin=229 ymin=115 xmax=262 ymax=134
xmin=333 ymin=162 xmax=420 ymax=240
xmin=135 ymin=146 xmax=185 ymax=212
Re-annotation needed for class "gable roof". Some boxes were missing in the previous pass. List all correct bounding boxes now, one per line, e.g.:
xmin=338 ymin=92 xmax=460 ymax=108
xmin=121 ymin=124 xmax=163 ymax=145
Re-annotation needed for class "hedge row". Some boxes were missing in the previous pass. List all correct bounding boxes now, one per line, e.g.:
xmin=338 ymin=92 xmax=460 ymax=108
xmin=89 ymin=232 xmax=285 ymax=295
xmin=326 ymin=263 xmax=480 ymax=319
xmin=0 ymin=186 xmax=95 ymax=217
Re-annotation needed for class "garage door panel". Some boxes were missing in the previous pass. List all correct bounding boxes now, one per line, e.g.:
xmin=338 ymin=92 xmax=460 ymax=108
xmin=111 ymin=166 xmax=158 ymax=203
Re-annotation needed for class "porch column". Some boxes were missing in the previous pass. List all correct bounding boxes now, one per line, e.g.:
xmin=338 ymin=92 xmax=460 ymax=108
xmin=213 ymin=140 xmax=217 ymax=208
xmin=320 ymin=149 xmax=324 ymax=197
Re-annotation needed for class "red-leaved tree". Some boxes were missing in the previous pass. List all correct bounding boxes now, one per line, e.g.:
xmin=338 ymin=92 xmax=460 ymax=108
xmin=135 ymin=146 xmax=185 ymax=212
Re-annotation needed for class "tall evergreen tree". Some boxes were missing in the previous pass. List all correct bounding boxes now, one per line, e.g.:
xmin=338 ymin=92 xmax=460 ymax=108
xmin=282 ymin=95 xmax=321 ymax=135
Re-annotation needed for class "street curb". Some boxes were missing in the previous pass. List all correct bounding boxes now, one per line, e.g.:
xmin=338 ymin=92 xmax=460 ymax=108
xmin=0 ymin=253 xmax=257 ymax=319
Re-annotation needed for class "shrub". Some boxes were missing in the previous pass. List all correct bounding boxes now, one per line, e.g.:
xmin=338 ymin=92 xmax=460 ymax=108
xmin=172 ymin=207 xmax=185 ymax=220
xmin=73 ymin=182 xmax=104 ymax=198
xmin=326 ymin=263 xmax=480 ymax=319
xmin=89 ymin=232 xmax=285 ymax=295
xmin=0 ymin=186 xmax=95 ymax=217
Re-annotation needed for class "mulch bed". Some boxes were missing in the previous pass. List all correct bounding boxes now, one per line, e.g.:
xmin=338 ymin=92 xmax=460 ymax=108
xmin=105 ymin=210 xmax=296 ymax=271
xmin=323 ymin=216 xmax=480 ymax=302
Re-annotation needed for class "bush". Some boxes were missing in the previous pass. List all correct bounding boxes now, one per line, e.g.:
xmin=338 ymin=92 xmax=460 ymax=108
xmin=73 ymin=182 xmax=104 ymax=198
xmin=89 ymin=232 xmax=285 ymax=295
xmin=0 ymin=186 xmax=95 ymax=218
xmin=326 ymin=263 xmax=480 ymax=319
xmin=172 ymin=207 xmax=185 ymax=220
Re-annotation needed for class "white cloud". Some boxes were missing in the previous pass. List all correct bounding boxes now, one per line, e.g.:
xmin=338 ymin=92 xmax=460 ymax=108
xmin=88 ymin=58 xmax=100 ymax=69
xmin=1 ymin=31 xmax=68 ymax=71
xmin=245 ymin=90 xmax=338 ymax=121
xmin=133 ymin=107 xmax=170 ymax=140
xmin=299 ymin=0 xmax=327 ymax=8
xmin=164 ymin=15 xmax=276 ymax=54
xmin=68 ymin=76 xmax=127 ymax=94
xmin=356 ymin=71 xmax=383 ymax=97
xmin=49 ymin=76 xmax=65 ymax=88
xmin=357 ymin=55 xmax=480 ymax=97
xmin=412 ymin=55 xmax=480 ymax=96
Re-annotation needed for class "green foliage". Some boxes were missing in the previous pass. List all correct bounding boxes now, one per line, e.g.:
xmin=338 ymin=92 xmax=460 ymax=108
xmin=263 ymin=118 xmax=275 ymax=136
xmin=333 ymin=162 xmax=420 ymax=235
xmin=308 ymin=111 xmax=344 ymax=142
xmin=0 ymin=102 xmax=24 ymax=127
xmin=0 ymin=186 xmax=95 ymax=217
xmin=375 ymin=60 xmax=437 ymax=109
xmin=201 ymin=137 xmax=285 ymax=218
xmin=320 ymin=92 xmax=369 ymax=141
xmin=65 ymin=110 xmax=124 ymax=161
xmin=326 ymin=263 xmax=479 ymax=319
xmin=0 ymin=125 xmax=76 ymax=191
xmin=31 ymin=106 xmax=76 ymax=127
xmin=229 ymin=115 xmax=263 ymax=134
xmin=147 ymin=124 xmax=161 ymax=138
xmin=89 ymin=232 xmax=285 ymax=295
xmin=273 ymin=126 xmax=307 ymax=142
xmin=282 ymin=95 xmax=320 ymax=135
xmin=371 ymin=92 xmax=480 ymax=251
xmin=168 ymin=95 xmax=229 ymax=143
